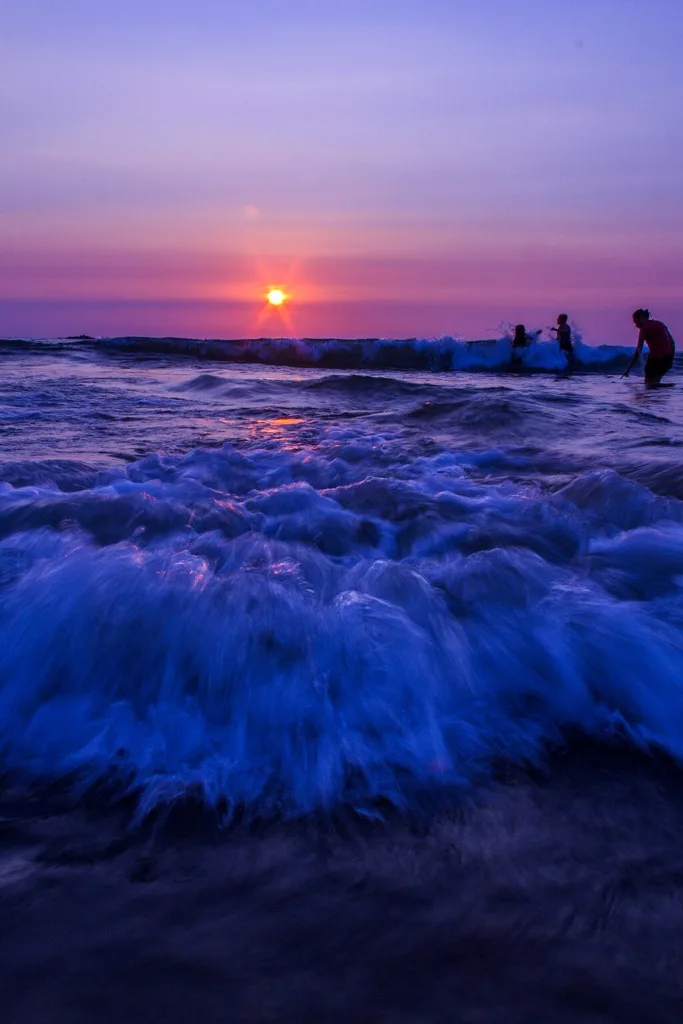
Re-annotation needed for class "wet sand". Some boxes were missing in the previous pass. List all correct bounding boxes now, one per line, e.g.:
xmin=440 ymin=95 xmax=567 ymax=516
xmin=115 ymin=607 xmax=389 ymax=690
xmin=2 ymin=745 xmax=683 ymax=1023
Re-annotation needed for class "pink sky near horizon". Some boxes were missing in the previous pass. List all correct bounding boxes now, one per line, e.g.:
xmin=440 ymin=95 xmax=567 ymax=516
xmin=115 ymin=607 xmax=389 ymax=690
xmin=2 ymin=242 xmax=683 ymax=343
xmin=2 ymin=0 xmax=682 ymax=343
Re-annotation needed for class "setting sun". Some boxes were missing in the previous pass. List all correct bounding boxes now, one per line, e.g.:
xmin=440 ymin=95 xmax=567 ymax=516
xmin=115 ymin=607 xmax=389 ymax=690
xmin=267 ymin=289 xmax=286 ymax=306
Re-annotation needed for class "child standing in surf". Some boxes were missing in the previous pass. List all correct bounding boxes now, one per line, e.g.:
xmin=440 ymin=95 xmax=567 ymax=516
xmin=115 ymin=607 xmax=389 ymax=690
xmin=551 ymin=314 xmax=573 ymax=357
xmin=512 ymin=324 xmax=540 ymax=348
xmin=623 ymin=309 xmax=676 ymax=385
xmin=510 ymin=324 xmax=540 ymax=364
xmin=512 ymin=324 xmax=529 ymax=349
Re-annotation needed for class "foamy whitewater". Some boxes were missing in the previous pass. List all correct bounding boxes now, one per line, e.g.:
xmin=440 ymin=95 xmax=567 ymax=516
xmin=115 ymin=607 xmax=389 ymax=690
xmin=0 ymin=333 xmax=681 ymax=820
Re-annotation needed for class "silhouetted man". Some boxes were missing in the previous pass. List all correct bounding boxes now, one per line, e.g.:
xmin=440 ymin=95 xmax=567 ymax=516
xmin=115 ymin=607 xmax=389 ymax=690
xmin=624 ymin=309 xmax=675 ymax=385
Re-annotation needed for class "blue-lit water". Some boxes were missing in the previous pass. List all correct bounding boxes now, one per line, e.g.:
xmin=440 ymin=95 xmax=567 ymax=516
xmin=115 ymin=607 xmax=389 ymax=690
xmin=0 ymin=336 xmax=681 ymax=819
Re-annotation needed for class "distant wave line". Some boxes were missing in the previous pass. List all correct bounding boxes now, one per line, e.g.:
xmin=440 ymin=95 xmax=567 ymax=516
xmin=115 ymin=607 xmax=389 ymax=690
xmin=1 ymin=333 xmax=668 ymax=374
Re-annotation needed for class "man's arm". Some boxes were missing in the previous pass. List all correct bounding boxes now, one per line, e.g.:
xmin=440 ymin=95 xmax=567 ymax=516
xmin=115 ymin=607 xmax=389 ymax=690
xmin=623 ymin=335 xmax=645 ymax=377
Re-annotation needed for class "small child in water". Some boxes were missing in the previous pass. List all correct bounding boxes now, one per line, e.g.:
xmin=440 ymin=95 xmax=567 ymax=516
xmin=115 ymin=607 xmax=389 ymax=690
xmin=512 ymin=324 xmax=540 ymax=349
xmin=512 ymin=324 xmax=528 ymax=348
xmin=551 ymin=314 xmax=573 ymax=356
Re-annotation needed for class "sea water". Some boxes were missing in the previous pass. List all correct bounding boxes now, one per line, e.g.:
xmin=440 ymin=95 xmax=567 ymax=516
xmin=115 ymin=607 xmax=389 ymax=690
xmin=0 ymin=334 xmax=681 ymax=820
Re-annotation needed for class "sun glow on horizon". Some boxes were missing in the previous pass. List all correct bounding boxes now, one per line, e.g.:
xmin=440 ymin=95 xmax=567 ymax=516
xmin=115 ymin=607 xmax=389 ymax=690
xmin=267 ymin=288 xmax=286 ymax=306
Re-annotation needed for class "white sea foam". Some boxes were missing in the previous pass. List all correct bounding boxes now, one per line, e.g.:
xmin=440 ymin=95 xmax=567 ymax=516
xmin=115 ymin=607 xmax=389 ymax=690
xmin=0 ymin=433 xmax=682 ymax=819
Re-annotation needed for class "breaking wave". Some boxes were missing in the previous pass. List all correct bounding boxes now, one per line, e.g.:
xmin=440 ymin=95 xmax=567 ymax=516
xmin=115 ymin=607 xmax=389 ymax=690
xmin=2 ymin=333 xmax=655 ymax=374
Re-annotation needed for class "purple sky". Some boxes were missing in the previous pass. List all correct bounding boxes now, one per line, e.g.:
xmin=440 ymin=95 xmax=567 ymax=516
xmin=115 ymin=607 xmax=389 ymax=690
xmin=2 ymin=0 xmax=682 ymax=341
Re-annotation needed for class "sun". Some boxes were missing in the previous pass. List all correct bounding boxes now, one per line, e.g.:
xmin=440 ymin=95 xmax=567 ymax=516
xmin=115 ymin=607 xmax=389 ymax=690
xmin=267 ymin=288 xmax=286 ymax=306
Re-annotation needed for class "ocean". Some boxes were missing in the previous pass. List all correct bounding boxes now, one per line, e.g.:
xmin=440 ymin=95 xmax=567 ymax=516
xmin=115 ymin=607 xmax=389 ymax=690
xmin=1 ymin=332 xmax=683 ymax=1021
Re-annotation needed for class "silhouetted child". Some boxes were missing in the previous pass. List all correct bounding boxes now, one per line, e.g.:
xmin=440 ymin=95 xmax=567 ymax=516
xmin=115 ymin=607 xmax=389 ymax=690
xmin=512 ymin=324 xmax=528 ymax=348
xmin=551 ymin=314 xmax=573 ymax=356
xmin=511 ymin=324 xmax=540 ymax=349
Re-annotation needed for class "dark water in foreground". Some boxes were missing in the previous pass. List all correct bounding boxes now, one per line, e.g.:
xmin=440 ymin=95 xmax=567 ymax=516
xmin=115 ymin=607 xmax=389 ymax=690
xmin=1 ymin=336 xmax=683 ymax=1021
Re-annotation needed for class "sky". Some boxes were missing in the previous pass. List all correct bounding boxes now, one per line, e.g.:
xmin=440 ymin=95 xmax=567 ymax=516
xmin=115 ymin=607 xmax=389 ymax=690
xmin=1 ymin=0 xmax=682 ymax=342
